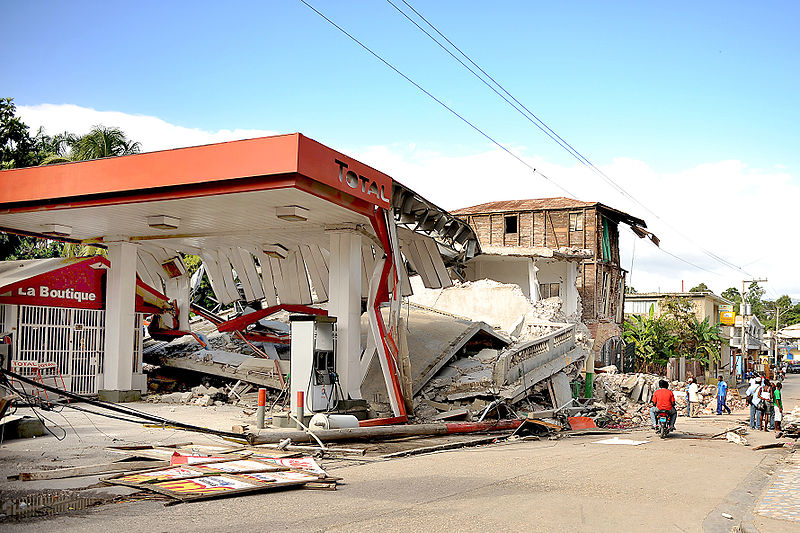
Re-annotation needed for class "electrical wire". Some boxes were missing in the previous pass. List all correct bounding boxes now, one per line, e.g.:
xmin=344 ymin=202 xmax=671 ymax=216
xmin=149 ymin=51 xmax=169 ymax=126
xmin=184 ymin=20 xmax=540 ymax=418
xmin=385 ymin=0 xmax=755 ymax=278
xmin=296 ymin=0 xmax=579 ymax=199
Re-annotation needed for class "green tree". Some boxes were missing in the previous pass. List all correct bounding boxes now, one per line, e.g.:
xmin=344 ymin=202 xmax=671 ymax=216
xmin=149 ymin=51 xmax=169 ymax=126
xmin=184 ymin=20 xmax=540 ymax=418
xmin=0 ymin=97 xmax=40 ymax=169
xmin=686 ymin=316 xmax=725 ymax=365
xmin=623 ymin=305 xmax=679 ymax=372
xmin=41 ymin=125 xmax=141 ymax=164
xmin=689 ymin=282 xmax=709 ymax=293
xmin=721 ymin=287 xmax=742 ymax=311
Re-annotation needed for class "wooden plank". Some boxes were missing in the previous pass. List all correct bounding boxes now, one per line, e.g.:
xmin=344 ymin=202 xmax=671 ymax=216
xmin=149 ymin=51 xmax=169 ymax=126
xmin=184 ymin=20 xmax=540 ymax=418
xmin=17 ymin=460 xmax=170 ymax=481
xmin=381 ymin=435 xmax=501 ymax=459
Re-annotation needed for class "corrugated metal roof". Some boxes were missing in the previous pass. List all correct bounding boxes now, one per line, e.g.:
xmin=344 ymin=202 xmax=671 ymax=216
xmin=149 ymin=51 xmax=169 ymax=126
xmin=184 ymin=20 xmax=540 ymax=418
xmin=451 ymin=197 xmax=648 ymax=229
xmin=451 ymin=197 xmax=594 ymax=215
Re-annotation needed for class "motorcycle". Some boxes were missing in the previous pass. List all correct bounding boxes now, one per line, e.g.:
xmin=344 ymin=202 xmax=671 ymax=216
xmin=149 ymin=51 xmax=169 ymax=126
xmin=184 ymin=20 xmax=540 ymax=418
xmin=656 ymin=409 xmax=673 ymax=438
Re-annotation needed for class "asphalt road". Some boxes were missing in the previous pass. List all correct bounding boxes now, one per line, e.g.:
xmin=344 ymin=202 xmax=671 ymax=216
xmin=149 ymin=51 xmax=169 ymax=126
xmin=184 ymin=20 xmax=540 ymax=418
xmin=2 ymin=374 xmax=798 ymax=532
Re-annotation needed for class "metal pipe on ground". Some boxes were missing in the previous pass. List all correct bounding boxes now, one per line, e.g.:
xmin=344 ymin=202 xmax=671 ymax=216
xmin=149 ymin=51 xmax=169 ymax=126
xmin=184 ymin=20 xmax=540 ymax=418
xmin=250 ymin=419 xmax=522 ymax=444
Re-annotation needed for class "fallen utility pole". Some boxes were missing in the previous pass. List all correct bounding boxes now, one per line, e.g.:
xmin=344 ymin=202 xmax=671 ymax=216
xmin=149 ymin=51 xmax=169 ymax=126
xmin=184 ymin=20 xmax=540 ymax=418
xmin=251 ymin=419 xmax=522 ymax=445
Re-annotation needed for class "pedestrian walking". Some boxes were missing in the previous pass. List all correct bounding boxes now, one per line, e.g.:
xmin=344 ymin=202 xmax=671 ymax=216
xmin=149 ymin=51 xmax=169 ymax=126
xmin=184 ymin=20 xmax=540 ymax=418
xmin=687 ymin=378 xmax=700 ymax=418
xmin=757 ymin=379 xmax=772 ymax=431
xmin=745 ymin=377 xmax=761 ymax=429
xmin=773 ymin=382 xmax=783 ymax=438
xmin=715 ymin=376 xmax=731 ymax=415
xmin=685 ymin=378 xmax=692 ymax=417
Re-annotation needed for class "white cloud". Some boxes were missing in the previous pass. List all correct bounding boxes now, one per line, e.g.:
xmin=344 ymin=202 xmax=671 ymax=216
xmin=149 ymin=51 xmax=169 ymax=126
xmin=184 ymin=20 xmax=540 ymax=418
xmin=16 ymin=103 xmax=799 ymax=299
xmin=18 ymin=104 xmax=277 ymax=153
xmin=353 ymin=143 xmax=800 ymax=300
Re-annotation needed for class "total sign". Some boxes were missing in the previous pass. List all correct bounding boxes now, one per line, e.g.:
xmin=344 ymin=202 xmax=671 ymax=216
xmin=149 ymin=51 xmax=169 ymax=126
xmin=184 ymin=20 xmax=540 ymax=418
xmin=0 ymin=257 xmax=106 ymax=310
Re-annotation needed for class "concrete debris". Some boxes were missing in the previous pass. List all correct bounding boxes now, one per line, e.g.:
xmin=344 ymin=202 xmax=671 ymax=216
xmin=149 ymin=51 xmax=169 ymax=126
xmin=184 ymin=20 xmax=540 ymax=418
xmin=592 ymin=372 xmax=750 ymax=428
xmin=412 ymin=322 xmax=588 ymax=422
xmin=146 ymin=381 xmax=263 ymax=408
xmin=726 ymin=432 xmax=749 ymax=446
xmin=407 ymin=278 xmax=589 ymax=343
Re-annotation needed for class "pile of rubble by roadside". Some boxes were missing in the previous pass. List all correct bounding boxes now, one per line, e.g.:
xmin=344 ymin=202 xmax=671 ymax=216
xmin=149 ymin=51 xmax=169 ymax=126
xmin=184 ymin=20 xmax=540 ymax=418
xmin=591 ymin=367 xmax=748 ymax=428
xmin=145 ymin=382 xmax=261 ymax=408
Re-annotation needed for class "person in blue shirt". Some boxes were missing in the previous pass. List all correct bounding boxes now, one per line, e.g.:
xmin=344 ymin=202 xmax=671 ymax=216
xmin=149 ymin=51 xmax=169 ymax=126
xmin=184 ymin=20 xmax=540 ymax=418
xmin=716 ymin=376 xmax=731 ymax=415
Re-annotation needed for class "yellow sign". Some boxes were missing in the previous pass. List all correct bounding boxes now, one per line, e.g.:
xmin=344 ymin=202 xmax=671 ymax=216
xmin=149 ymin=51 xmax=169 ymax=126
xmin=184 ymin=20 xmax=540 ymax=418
xmin=720 ymin=311 xmax=735 ymax=326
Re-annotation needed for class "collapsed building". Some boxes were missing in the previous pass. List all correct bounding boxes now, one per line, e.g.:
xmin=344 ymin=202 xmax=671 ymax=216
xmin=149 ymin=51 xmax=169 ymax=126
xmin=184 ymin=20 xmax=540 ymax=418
xmin=0 ymin=134 xmax=652 ymax=429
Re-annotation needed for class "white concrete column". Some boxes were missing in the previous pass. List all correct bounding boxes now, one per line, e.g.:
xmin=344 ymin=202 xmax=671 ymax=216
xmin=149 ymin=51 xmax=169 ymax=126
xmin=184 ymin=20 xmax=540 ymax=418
xmin=528 ymin=260 xmax=540 ymax=302
xmin=564 ymin=261 xmax=579 ymax=317
xmin=102 ymin=241 xmax=138 ymax=394
xmin=328 ymin=230 xmax=362 ymax=400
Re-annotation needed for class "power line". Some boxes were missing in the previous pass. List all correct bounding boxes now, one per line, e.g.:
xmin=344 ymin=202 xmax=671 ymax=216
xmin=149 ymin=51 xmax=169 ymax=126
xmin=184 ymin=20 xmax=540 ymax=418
xmin=297 ymin=0 xmax=578 ymax=199
xmin=300 ymin=0 xmax=752 ymax=280
xmin=391 ymin=0 xmax=753 ymax=278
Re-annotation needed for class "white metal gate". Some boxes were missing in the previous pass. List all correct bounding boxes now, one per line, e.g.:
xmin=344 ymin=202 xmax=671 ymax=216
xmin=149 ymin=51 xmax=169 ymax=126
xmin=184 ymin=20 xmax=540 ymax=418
xmin=14 ymin=305 xmax=105 ymax=395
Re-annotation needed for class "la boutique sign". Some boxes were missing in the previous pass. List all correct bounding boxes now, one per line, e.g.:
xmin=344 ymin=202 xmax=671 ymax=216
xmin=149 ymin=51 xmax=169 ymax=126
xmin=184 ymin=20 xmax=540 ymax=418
xmin=0 ymin=257 xmax=107 ymax=310
xmin=16 ymin=286 xmax=98 ymax=304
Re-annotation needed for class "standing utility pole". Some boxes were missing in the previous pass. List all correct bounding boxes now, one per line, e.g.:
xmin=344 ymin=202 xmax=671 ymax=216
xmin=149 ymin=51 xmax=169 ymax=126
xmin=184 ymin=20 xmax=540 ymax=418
xmin=740 ymin=278 xmax=768 ymax=382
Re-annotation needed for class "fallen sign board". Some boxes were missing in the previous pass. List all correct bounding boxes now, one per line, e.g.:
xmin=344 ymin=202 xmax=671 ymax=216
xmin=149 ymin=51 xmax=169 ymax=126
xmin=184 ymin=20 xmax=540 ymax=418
xmin=104 ymin=455 xmax=333 ymax=503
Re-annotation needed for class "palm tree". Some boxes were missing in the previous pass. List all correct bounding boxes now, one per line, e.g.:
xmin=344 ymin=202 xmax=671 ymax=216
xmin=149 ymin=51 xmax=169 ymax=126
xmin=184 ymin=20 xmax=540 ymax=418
xmin=37 ymin=125 xmax=141 ymax=258
xmin=40 ymin=125 xmax=141 ymax=165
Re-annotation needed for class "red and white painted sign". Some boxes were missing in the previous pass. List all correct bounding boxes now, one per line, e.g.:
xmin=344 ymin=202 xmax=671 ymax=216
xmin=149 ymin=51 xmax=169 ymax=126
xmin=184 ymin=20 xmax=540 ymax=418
xmin=0 ymin=257 xmax=107 ymax=310
xmin=0 ymin=256 xmax=170 ymax=313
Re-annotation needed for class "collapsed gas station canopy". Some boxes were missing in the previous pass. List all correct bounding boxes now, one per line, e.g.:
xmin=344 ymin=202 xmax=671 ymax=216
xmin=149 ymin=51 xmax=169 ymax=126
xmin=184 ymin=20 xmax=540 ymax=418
xmin=0 ymin=133 xmax=479 ymax=418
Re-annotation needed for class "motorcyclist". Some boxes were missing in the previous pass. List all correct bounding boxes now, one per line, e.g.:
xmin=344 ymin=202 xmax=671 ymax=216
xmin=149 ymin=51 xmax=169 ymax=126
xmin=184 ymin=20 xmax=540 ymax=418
xmin=649 ymin=379 xmax=677 ymax=431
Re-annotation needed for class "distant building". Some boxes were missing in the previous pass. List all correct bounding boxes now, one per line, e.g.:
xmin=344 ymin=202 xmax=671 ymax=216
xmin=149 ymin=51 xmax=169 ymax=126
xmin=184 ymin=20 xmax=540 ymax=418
xmin=624 ymin=291 xmax=734 ymax=381
xmin=452 ymin=197 xmax=654 ymax=359
xmin=623 ymin=291 xmax=732 ymax=324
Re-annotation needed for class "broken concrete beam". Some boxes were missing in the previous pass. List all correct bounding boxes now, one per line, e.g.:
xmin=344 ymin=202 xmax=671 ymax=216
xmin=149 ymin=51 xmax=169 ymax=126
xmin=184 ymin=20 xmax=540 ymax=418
xmin=619 ymin=375 xmax=638 ymax=392
xmin=500 ymin=346 xmax=587 ymax=404
xmin=630 ymin=378 xmax=644 ymax=401
xmin=430 ymin=408 xmax=471 ymax=421
xmin=548 ymin=371 xmax=573 ymax=408
xmin=494 ymin=324 xmax=577 ymax=386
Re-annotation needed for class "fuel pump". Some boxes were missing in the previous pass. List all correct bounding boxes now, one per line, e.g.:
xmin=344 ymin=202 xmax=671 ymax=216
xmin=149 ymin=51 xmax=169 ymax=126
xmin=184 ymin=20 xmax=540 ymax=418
xmin=289 ymin=315 xmax=338 ymax=413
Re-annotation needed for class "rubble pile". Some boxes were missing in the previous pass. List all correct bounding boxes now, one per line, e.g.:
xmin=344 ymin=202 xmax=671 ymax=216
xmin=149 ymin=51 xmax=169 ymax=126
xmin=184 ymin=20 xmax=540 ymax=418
xmin=146 ymin=382 xmax=260 ymax=407
xmin=593 ymin=369 xmax=750 ymax=427
xmin=781 ymin=406 xmax=800 ymax=436
xmin=592 ymin=371 xmax=662 ymax=428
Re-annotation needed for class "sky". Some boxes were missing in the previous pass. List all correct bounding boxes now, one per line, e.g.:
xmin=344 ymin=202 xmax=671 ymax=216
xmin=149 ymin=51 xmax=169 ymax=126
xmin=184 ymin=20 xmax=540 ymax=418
xmin=3 ymin=1 xmax=799 ymax=301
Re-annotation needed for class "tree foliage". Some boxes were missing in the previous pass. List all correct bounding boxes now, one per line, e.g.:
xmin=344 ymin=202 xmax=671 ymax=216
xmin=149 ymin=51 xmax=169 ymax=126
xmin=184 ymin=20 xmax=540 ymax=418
xmin=0 ymin=100 xmax=141 ymax=261
xmin=689 ymin=282 xmax=709 ymax=293
xmin=623 ymin=296 xmax=726 ymax=372
xmin=40 ymin=126 xmax=141 ymax=164
xmin=0 ymin=97 xmax=40 ymax=169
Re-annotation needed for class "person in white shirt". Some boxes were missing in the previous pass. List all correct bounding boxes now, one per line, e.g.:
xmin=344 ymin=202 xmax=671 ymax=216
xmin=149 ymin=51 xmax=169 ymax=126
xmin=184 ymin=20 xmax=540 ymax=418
xmin=687 ymin=378 xmax=700 ymax=417
xmin=745 ymin=377 xmax=762 ymax=429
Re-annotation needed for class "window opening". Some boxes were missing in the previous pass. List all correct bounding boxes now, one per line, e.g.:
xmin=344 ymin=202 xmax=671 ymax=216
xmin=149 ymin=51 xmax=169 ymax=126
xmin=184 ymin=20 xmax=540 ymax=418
xmin=504 ymin=215 xmax=518 ymax=234
xmin=569 ymin=212 xmax=584 ymax=231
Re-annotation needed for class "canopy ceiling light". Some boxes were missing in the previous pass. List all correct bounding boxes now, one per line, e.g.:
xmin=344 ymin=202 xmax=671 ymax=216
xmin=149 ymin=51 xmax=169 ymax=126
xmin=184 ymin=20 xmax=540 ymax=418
xmin=41 ymin=224 xmax=72 ymax=237
xmin=275 ymin=205 xmax=308 ymax=222
xmin=147 ymin=215 xmax=180 ymax=230
xmin=264 ymin=244 xmax=289 ymax=259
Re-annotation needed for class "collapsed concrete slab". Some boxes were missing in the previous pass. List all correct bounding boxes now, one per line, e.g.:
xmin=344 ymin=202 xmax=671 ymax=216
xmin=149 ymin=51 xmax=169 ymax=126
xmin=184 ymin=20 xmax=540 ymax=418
xmin=360 ymin=304 xmax=510 ymax=416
